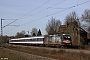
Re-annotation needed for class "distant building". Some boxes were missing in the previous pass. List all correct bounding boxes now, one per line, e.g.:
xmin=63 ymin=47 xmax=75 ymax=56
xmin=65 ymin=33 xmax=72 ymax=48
xmin=58 ymin=25 xmax=67 ymax=34
xmin=58 ymin=24 xmax=87 ymax=45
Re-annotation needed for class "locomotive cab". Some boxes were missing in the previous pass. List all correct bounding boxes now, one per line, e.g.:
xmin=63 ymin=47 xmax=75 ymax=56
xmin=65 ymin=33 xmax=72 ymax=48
xmin=61 ymin=34 xmax=72 ymax=46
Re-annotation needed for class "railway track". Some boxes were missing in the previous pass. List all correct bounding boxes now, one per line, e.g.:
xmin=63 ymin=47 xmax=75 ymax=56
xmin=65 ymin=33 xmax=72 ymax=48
xmin=3 ymin=44 xmax=90 ymax=60
xmin=22 ymin=45 xmax=90 ymax=54
xmin=3 ymin=43 xmax=90 ymax=53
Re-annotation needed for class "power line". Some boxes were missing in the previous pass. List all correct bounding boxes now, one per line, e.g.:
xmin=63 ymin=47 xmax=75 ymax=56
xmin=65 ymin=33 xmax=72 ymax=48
xmin=30 ymin=0 xmax=66 ymax=16
xmin=17 ymin=0 xmax=66 ymax=19
xmin=22 ymin=0 xmax=67 ymax=18
xmin=5 ymin=0 xmax=90 ymax=34
xmin=4 ymin=0 xmax=67 ymax=34
xmin=3 ymin=19 xmax=18 ymax=28
xmin=51 ymin=8 xmax=67 ymax=9
xmin=20 ymin=0 xmax=51 ymax=18
xmin=3 ymin=0 xmax=51 ymax=28
xmin=17 ymin=0 xmax=90 ymax=27
xmin=4 ymin=0 xmax=66 ymax=28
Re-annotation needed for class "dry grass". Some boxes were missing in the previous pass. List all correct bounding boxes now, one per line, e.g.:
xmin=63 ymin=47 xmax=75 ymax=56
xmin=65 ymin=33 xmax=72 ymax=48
xmin=0 ymin=48 xmax=26 ymax=60
xmin=85 ymin=45 xmax=90 ymax=50
xmin=3 ymin=44 xmax=90 ymax=60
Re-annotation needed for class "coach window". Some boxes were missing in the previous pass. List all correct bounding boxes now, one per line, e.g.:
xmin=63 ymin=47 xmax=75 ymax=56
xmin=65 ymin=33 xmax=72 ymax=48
xmin=12 ymin=40 xmax=14 ymax=42
xmin=27 ymin=39 xmax=29 ymax=42
xmin=18 ymin=40 xmax=20 ymax=42
xmin=27 ymin=39 xmax=29 ymax=41
xmin=15 ymin=40 xmax=17 ymax=42
xmin=37 ymin=38 xmax=38 ymax=41
xmin=43 ymin=38 xmax=44 ymax=41
xmin=42 ymin=38 xmax=44 ymax=41
xmin=35 ymin=38 xmax=37 ymax=41
xmin=35 ymin=39 xmax=37 ymax=41
xmin=19 ymin=40 xmax=21 ymax=42
xmin=32 ymin=39 xmax=34 ymax=41
xmin=39 ymin=38 xmax=41 ymax=41
xmin=24 ymin=39 xmax=26 ymax=41
xmin=23 ymin=39 xmax=25 ymax=42
xmin=13 ymin=40 xmax=15 ymax=42
xmin=38 ymin=38 xmax=40 ymax=41
xmin=25 ymin=39 xmax=27 ymax=42
xmin=14 ymin=40 xmax=16 ymax=42
xmin=33 ymin=39 xmax=35 ymax=41
xmin=10 ymin=40 xmax=12 ymax=42
xmin=11 ymin=40 xmax=13 ymax=42
xmin=39 ymin=38 xmax=43 ymax=41
xmin=31 ymin=39 xmax=33 ymax=41
xmin=41 ymin=38 xmax=43 ymax=41
xmin=29 ymin=39 xmax=31 ymax=41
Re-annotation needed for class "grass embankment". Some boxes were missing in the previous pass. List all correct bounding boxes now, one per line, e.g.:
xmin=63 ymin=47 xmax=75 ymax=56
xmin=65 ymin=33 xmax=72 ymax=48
xmin=0 ymin=47 xmax=26 ymax=60
xmin=3 ymin=44 xmax=90 ymax=60
xmin=85 ymin=46 xmax=90 ymax=50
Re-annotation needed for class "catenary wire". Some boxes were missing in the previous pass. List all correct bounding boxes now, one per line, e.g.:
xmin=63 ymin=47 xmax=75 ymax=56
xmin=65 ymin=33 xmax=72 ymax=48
xmin=4 ymin=0 xmax=67 ymax=34
xmin=28 ymin=0 xmax=67 ymax=17
xmin=3 ymin=0 xmax=51 ymax=28
xmin=4 ymin=0 xmax=90 ymax=34
xmin=20 ymin=0 xmax=90 ymax=26
xmin=4 ymin=0 xmax=66 ymax=28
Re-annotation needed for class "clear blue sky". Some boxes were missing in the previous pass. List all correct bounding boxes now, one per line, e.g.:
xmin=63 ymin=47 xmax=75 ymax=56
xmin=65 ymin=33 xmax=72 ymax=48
xmin=0 ymin=0 xmax=90 ymax=36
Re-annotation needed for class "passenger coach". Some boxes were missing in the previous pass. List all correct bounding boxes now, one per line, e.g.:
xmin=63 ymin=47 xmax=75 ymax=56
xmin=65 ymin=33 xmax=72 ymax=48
xmin=9 ymin=36 xmax=44 ymax=45
xmin=9 ymin=34 xmax=72 ymax=47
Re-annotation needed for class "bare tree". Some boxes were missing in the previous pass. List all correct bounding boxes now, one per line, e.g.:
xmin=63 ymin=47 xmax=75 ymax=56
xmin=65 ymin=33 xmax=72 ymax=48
xmin=82 ymin=9 xmax=90 ymax=22
xmin=81 ymin=9 xmax=90 ymax=39
xmin=21 ymin=30 xmax=26 ymax=34
xmin=64 ymin=11 xmax=80 ymax=45
xmin=65 ymin=11 xmax=79 ymax=26
xmin=81 ymin=9 xmax=90 ymax=30
xmin=45 ymin=17 xmax=61 ymax=35
xmin=31 ymin=28 xmax=38 ymax=36
xmin=15 ymin=30 xmax=26 ymax=38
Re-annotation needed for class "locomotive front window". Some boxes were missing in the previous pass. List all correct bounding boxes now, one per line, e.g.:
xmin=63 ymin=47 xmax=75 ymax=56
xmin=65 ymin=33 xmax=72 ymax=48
xmin=63 ymin=35 xmax=71 ymax=40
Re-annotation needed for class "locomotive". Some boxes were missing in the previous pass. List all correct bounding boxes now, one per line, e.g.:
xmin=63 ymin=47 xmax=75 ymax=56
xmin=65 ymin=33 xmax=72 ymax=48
xmin=9 ymin=34 xmax=72 ymax=47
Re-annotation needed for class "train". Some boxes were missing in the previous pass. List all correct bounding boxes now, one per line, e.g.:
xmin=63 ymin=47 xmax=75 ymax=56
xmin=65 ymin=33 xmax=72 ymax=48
xmin=9 ymin=34 xmax=72 ymax=47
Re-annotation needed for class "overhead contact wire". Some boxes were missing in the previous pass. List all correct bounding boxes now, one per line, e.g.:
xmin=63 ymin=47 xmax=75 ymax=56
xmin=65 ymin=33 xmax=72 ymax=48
xmin=5 ymin=0 xmax=90 ymax=34
xmin=3 ymin=0 xmax=51 ymax=28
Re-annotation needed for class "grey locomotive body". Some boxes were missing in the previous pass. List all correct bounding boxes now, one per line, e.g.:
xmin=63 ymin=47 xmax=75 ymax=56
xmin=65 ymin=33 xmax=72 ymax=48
xmin=44 ymin=34 xmax=72 ymax=47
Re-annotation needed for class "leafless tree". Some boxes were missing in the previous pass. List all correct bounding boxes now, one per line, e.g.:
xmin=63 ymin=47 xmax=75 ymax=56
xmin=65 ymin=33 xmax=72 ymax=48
xmin=64 ymin=11 xmax=81 ymax=45
xmin=31 ymin=28 xmax=38 ymax=36
xmin=81 ymin=9 xmax=90 ymax=39
xmin=15 ymin=30 xmax=26 ymax=38
xmin=82 ymin=9 xmax=90 ymax=22
xmin=65 ymin=11 xmax=79 ymax=27
xmin=45 ymin=17 xmax=61 ymax=35
xmin=81 ymin=9 xmax=90 ymax=30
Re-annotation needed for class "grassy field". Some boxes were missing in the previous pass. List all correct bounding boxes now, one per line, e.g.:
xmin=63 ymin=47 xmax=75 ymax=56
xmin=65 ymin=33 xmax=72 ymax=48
xmin=0 ymin=47 xmax=54 ymax=60
xmin=2 ymin=44 xmax=90 ymax=60
xmin=0 ymin=47 xmax=26 ymax=60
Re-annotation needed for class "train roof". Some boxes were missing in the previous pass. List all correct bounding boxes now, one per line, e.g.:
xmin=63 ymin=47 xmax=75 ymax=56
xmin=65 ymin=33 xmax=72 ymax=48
xmin=10 ymin=36 xmax=44 ymax=40
xmin=62 ymin=34 xmax=70 ymax=35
